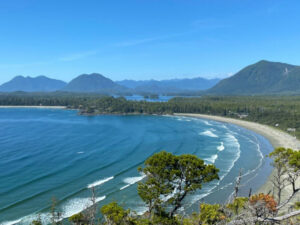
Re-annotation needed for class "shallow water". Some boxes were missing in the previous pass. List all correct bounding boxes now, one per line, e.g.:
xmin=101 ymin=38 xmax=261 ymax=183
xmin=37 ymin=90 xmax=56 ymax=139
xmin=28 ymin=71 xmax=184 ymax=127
xmin=0 ymin=109 xmax=273 ymax=224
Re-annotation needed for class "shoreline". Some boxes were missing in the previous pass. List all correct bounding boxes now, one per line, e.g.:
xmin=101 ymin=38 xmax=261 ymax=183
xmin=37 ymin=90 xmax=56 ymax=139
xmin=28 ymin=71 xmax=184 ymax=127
xmin=1 ymin=108 xmax=298 ymax=211
xmin=175 ymin=113 xmax=300 ymax=150
xmin=175 ymin=113 xmax=300 ymax=208
xmin=0 ymin=105 xmax=67 ymax=109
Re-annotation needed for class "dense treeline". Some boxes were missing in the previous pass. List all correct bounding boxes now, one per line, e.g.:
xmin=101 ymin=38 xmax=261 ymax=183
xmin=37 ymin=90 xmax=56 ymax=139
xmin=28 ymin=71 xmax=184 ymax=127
xmin=0 ymin=92 xmax=104 ymax=107
xmin=79 ymin=96 xmax=300 ymax=139
xmin=1 ymin=93 xmax=300 ymax=138
xmin=171 ymin=96 xmax=300 ymax=138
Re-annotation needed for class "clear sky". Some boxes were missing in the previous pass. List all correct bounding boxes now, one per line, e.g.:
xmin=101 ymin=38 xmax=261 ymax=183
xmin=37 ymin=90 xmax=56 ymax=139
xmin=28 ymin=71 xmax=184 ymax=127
xmin=0 ymin=0 xmax=300 ymax=84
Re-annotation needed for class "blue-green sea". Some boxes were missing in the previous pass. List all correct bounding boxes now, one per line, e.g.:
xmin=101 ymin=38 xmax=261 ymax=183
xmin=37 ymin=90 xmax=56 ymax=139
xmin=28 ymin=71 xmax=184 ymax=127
xmin=0 ymin=108 xmax=273 ymax=224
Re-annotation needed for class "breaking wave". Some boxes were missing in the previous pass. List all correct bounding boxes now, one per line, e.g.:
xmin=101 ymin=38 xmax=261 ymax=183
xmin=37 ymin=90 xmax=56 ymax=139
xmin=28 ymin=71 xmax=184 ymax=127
xmin=87 ymin=176 xmax=114 ymax=188
xmin=200 ymin=130 xmax=218 ymax=138
xmin=221 ymin=133 xmax=241 ymax=178
xmin=120 ymin=175 xmax=146 ymax=190
xmin=2 ymin=196 xmax=106 ymax=225
xmin=204 ymin=154 xmax=218 ymax=164
xmin=61 ymin=196 xmax=106 ymax=218
xmin=217 ymin=142 xmax=225 ymax=151
xmin=203 ymin=121 xmax=212 ymax=126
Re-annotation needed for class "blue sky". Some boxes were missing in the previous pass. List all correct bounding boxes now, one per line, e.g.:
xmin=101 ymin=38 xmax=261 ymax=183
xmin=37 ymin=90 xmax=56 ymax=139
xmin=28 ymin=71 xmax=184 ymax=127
xmin=0 ymin=0 xmax=300 ymax=84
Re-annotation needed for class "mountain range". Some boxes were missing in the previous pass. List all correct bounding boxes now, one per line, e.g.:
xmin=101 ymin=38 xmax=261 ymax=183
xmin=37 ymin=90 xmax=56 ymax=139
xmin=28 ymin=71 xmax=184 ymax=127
xmin=0 ymin=74 xmax=220 ymax=94
xmin=1 ymin=60 xmax=300 ymax=95
xmin=116 ymin=78 xmax=220 ymax=94
xmin=0 ymin=75 xmax=67 ymax=92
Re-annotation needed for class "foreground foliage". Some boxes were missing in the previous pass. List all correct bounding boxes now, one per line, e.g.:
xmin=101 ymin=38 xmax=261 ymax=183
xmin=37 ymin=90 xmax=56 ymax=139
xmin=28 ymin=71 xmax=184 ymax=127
xmin=26 ymin=148 xmax=300 ymax=225
xmin=138 ymin=151 xmax=219 ymax=218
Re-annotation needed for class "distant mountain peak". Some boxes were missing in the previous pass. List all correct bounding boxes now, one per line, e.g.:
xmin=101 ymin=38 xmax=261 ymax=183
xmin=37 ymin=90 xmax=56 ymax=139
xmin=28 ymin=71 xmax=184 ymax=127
xmin=62 ymin=73 xmax=128 ymax=93
xmin=0 ymin=75 xmax=67 ymax=92
xmin=13 ymin=75 xmax=25 ymax=79
xmin=257 ymin=59 xmax=270 ymax=63
xmin=207 ymin=60 xmax=300 ymax=95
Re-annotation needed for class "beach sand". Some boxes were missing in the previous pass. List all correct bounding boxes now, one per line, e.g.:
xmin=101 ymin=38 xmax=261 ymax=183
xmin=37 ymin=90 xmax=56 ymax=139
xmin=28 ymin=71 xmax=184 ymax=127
xmin=176 ymin=113 xmax=300 ymax=210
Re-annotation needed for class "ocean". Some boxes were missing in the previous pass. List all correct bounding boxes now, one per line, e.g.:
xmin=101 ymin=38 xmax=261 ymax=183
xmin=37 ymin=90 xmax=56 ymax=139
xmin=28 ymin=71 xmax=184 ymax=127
xmin=0 ymin=108 xmax=273 ymax=224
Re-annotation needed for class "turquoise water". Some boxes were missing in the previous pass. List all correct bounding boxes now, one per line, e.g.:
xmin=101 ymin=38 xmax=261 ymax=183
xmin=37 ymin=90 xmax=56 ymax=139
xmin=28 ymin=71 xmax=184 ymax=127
xmin=0 ymin=109 xmax=273 ymax=224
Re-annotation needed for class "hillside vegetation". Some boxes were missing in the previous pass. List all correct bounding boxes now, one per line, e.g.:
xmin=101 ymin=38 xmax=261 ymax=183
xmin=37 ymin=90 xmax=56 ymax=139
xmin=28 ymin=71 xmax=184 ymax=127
xmin=1 ymin=94 xmax=300 ymax=139
xmin=207 ymin=60 xmax=300 ymax=95
xmin=30 ymin=149 xmax=300 ymax=225
xmin=62 ymin=73 xmax=128 ymax=93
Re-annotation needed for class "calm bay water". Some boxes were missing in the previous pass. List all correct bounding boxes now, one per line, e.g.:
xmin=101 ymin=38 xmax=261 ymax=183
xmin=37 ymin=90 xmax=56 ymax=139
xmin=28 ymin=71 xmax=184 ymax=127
xmin=124 ymin=95 xmax=174 ymax=102
xmin=0 ymin=109 xmax=273 ymax=224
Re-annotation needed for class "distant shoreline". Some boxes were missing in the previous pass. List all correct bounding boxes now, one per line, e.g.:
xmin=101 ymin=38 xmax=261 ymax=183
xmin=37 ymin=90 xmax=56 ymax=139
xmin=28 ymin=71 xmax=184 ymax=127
xmin=0 ymin=106 xmax=67 ymax=109
xmin=175 ymin=113 xmax=300 ymax=149
xmin=176 ymin=113 xmax=300 ymax=210
xmin=1 ymin=108 xmax=298 ymax=210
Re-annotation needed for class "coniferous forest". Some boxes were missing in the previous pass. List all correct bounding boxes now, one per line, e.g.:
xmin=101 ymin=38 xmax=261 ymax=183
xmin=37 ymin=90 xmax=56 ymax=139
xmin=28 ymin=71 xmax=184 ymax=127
xmin=1 ymin=93 xmax=300 ymax=139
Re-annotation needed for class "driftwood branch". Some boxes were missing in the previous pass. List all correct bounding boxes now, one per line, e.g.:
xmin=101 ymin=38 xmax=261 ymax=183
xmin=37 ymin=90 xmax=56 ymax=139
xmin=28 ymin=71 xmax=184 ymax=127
xmin=259 ymin=209 xmax=300 ymax=222
xmin=276 ymin=188 xmax=300 ymax=210
xmin=228 ymin=210 xmax=300 ymax=224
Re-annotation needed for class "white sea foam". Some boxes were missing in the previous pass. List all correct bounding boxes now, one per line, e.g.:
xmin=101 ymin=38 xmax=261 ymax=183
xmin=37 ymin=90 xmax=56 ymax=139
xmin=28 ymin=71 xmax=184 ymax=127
xmin=77 ymin=151 xmax=84 ymax=154
xmin=135 ymin=206 xmax=148 ymax=215
xmin=124 ymin=175 xmax=146 ymax=184
xmin=256 ymin=140 xmax=264 ymax=159
xmin=61 ymin=196 xmax=106 ymax=218
xmin=161 ymin=187 xmax=179 ymax=202
xmin=190 ymin=193 xmax=210 ymax=204
xmin=162 ymin=115 xmax=173 ymax=118
xmin=203 ymin=120 xmax=212 ymax=126
xmin=219 ymin=182 xmax=233 ymax=190
xmin=2 ymin=219 xmax=22 ymax=225
xmin=120 ymin=184 xmax=131 ymax=190
xmin=200 ymin=130 xmax=218 ymax=138
xmin=223 ymin=133 xmax=241 ymax=176
xmin=4 ymin=213 xmax=54 ymax=225
xmin=87 ymin=176 xmax=114 ymax=188
xmin=120 ymin=175 xmax=146 ymax=190
xmin=217 ymin=142 xmax=225 ymax=151
xmin=176 ymin=117 xmax=192 ymax=122
xmin=237 ymin=134 xmax=264 ymax=185
xmin=205 ymin=154 xmax=218 ymax=164
xmin=215 ymin=133 xmax=241 ymax=182
xmin=3 ymin=196 xmax=106 ymax=225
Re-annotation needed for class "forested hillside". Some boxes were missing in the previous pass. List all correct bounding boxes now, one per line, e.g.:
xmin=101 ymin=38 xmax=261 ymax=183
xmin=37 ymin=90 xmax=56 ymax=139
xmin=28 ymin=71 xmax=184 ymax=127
xmin=1 ymin=94 xmax=300 ymax=139
xmin=62 ymin=73 xmax=128 ymax=93
xmin=208 ymin=60 xmax=300 ymax=95
xmin=0 ymin=76 xmax=67 ymax=92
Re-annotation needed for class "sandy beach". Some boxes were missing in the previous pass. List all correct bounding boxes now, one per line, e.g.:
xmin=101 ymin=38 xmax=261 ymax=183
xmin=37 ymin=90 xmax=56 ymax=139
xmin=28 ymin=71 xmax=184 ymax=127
xmin=176 ymin=113 xmax=300 ymax=210
xmin=0 ymin=106 xmax=67 ymax=109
